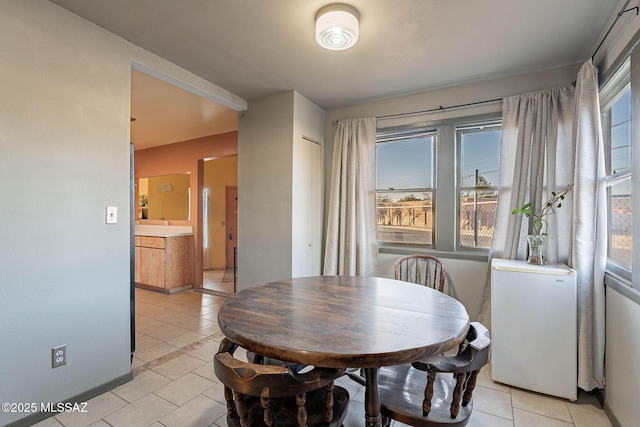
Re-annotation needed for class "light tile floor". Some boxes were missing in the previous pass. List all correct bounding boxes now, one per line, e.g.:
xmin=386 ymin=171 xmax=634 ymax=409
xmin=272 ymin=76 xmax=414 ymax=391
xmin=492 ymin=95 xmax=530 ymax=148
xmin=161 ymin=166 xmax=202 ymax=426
xmin=34 ymin=287 xmax=612 ymax=427
xmin=203 ymin=269 xmax=235 ymax=295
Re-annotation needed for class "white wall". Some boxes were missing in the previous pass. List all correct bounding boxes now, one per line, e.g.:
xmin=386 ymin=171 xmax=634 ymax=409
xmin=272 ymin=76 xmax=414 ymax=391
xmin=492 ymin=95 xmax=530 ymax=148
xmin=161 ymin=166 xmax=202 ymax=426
xmin=0 ymin=2 xmax=245 ymax=425
xmin=238 ymin=91 xmax=325 ymax=288
xmin=238 ymin=92 xmax=295 ymax=289
xmin=605 ymin=288 xmax=640 ymax=427
xmin=0 ymin=5 xmax=130 ymax=425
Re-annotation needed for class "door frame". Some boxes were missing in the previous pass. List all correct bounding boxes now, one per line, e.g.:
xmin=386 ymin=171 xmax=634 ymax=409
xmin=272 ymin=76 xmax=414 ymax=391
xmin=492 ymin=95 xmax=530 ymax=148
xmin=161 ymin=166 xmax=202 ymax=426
xmin=225 ymin=186 xmax=238 ymax=269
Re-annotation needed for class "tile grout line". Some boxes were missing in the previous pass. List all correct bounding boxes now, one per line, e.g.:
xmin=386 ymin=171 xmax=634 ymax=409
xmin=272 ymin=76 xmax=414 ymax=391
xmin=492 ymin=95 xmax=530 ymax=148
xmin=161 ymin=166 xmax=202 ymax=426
xmin=133 ymin=333 xmax=224 ymax=375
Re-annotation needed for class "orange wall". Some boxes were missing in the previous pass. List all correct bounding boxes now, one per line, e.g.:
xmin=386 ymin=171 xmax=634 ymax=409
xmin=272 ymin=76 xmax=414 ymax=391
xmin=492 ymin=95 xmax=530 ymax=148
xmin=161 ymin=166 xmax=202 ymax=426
xmin=135 ymin=131 xmax=238 ymax=287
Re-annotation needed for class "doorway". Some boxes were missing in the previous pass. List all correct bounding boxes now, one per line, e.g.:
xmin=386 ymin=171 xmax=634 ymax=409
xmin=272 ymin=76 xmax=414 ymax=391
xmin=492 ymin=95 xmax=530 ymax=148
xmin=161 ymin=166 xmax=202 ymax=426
xmin=202 ymin=157 xmax=238 ymax=294
xmin=225 ymin=186 xmax=238 ymax=269
xmin=129 ymin=64 xmax=242 ymax=362
xmin=131 ymin=65 xmax=238 ymax=287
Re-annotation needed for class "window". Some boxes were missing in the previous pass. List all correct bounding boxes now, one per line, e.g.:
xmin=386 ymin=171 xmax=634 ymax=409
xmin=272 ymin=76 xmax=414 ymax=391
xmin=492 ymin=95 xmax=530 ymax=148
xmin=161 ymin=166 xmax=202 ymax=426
xmin=376 ymin=129 xmax=435 ymax=245
xmin=457 ymin=123 xmax=501 ymax=249
xmin=600 ymin=57 xmax=632 ymax=274
xmin=603 ymin=85 xmax=632 ymax=271
xmin=375 ymin=118 xmax=501 ymax=252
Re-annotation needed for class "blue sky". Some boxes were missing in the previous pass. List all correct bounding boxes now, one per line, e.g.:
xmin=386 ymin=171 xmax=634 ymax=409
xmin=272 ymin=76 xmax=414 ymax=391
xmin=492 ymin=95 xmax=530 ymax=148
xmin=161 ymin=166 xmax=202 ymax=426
xmin=376 ymin=136 xmax=432 ymax=190
xmin=376 ymin=130 xmax=501 ymax=192
xmin=611 ymin=87 xmax=631 ymax=173
xmin=460 ymin=130 xmax=501 ymax=187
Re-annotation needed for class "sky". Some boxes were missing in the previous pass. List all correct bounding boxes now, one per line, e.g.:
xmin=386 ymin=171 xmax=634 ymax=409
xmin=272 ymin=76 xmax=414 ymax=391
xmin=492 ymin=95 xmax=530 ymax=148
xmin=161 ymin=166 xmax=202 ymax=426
xmin=611 ymin=87 xmax=631 ymax=173
xmin=376 ymin=129 xmax=501 ymax=193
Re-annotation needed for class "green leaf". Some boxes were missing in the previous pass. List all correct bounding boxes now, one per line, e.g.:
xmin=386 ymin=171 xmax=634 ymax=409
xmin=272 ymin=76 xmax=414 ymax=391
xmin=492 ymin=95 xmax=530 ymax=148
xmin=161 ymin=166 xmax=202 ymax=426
xmin=512 ymin=203 xmax=532 ymax=216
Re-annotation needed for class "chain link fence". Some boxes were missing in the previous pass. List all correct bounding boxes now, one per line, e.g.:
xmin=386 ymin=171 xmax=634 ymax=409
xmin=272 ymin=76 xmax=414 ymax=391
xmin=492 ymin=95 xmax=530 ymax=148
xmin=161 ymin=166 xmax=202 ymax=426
xmin=609 ymin=194 xmax=632 ymax=268
xmin=375 ymin=193 xmax=499 ymax=248
xmin=376 ymin=200 xmax=433 ymax=245
xmin=377 ymin=190 xmax=633 ymax=266
xmin=459 ymin=192 xmax=497 ymax=248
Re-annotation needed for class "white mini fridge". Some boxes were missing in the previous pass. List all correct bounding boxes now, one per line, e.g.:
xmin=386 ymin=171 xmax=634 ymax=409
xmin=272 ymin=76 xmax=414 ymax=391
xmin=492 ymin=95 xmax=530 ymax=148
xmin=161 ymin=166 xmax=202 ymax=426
xmin=491 ymin=258 xmax=577 ymax=401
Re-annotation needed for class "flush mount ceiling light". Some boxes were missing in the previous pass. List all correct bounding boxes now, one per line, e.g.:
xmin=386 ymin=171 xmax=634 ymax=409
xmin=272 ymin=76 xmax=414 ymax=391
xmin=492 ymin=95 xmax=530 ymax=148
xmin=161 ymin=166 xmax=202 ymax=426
xmin=315 ymin=3 xmax=360 ymax=51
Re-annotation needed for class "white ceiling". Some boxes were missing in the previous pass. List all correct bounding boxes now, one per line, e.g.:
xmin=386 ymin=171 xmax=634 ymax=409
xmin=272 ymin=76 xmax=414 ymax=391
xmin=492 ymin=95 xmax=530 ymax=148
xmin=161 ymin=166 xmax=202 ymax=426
xmin=49 ymin=0 xmax=620 ymax=147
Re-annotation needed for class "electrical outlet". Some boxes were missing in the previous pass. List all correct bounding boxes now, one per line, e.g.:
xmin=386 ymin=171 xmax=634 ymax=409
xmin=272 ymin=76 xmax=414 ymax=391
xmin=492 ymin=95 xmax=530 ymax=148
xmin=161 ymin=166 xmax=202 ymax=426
xmin=52 ymin=345 xmax=66 ymax=368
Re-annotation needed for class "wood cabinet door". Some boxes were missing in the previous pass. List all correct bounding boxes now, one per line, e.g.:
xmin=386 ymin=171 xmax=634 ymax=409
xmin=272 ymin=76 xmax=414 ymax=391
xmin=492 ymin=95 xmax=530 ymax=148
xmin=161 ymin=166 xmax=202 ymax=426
xmin=139 ymin=246 xmax=166 ymax=288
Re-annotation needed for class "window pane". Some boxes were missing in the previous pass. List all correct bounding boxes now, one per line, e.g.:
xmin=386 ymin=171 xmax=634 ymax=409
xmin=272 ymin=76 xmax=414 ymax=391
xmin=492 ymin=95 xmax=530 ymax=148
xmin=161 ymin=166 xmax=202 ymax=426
xmin=608 ymin=179 xmax=632 ymax=269
xmin=459 ymin=190 xmax=498 ymax=249
xmin=460 ymin=130 xmax=501 ymax=187
xmin=376 ymin=134 xmax=434 ymax=246
xmin=603 ymin=80 xmax=632 ymax=274
xmin=376 ymin=136 xmax=432 ymax=190
xmin=610 ymin=88 xmax=631 ymax=173
xmin=376 ymin=191 xmax=432 ymax=245
xmin=459 ymin=126 xmax=501 ymax=249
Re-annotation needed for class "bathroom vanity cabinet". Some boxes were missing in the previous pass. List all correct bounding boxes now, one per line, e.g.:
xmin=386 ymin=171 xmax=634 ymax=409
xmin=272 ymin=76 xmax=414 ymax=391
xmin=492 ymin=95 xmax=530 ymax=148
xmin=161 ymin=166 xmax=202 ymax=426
xmin=134 ymin=233 xmax=193 ymax=292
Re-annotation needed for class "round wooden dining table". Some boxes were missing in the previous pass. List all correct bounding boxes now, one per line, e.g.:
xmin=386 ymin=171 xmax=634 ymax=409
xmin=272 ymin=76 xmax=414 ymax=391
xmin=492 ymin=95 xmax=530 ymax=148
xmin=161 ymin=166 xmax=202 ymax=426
xmin=217 ymin=275 xmax=470 ymax=427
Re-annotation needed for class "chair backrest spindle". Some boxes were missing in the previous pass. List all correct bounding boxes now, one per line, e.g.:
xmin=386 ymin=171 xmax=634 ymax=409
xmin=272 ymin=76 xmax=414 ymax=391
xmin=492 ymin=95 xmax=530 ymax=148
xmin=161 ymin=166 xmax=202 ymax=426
xmin=214 ymin=338 xmax=350 ymax=427
xmin=394 ymin=255 xmax=445 ymax=293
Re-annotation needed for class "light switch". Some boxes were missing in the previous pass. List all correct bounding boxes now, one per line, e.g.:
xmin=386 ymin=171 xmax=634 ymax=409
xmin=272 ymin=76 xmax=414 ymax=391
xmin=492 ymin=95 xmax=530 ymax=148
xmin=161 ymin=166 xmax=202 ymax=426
xmin=106 ymin=206 xmax=118 ymax=224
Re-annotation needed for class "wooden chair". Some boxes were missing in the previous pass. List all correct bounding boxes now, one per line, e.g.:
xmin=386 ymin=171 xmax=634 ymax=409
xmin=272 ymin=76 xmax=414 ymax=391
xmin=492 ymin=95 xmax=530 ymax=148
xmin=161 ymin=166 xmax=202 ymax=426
xmin=214 ymin=338 xmax=350 ymax=427
xmin=394 ymin=254 xmax=446 ymax=292
xmin=377 ymin=322 xmax=491 ymax=427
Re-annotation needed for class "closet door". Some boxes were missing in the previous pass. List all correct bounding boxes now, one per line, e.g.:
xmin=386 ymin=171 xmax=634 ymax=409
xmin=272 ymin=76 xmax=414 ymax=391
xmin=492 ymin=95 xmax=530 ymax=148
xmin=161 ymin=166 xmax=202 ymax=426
xmin=292 ymin=137 xmax=322 ymax=277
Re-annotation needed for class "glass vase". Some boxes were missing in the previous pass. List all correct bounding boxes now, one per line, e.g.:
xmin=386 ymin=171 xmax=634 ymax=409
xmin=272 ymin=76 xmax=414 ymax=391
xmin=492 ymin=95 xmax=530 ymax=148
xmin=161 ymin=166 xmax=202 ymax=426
xmin=526 ymin=235 xmax=547 ymax=265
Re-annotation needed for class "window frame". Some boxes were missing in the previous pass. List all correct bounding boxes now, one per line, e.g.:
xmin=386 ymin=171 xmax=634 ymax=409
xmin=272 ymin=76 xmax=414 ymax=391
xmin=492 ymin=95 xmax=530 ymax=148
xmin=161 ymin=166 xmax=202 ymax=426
xmin=600 ymin=58 xmax=633 ymax=281
xmin=375 ymin=128 xmax=437 ymax=247
xmin=455 ymin=121 xmax=502 ymax=252
xmin=375 ymin=114 xmax=501 ymax=256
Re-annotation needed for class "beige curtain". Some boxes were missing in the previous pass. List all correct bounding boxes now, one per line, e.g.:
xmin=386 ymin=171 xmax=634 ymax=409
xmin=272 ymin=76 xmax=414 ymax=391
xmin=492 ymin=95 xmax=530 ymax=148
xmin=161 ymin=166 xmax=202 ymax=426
xmin=323 ymin=118 xmax=379 ymax=276
xmin=494 ymin=87 xmax=576 ymax=262
xmin=569 ymin=59 xmax=606 ymax=391
xmin=477 ymin=86 xmax=575 ymax=326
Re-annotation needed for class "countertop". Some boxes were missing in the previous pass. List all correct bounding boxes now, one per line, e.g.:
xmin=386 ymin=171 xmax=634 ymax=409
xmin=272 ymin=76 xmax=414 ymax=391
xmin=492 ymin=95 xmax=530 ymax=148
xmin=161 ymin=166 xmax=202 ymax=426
xmin=134 ymin=225 xmax=193 ymax=237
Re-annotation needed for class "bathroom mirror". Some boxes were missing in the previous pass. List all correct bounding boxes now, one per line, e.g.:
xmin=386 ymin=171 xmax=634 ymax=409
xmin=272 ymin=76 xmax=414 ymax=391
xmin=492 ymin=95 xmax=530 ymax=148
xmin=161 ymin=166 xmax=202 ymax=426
xmin=137 ymin=173 xmax=191 ymax=220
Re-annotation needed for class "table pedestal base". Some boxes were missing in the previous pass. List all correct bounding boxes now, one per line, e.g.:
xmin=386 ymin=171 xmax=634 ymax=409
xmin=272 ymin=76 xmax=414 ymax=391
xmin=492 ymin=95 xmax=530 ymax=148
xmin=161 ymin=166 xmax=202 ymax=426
xmin=364 ymin=368 xmax=382 ymax=427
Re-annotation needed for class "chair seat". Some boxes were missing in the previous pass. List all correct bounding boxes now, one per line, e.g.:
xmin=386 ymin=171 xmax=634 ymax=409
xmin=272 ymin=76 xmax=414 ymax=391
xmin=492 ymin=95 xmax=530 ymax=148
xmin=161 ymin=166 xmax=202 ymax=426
xmin=226 ymin=384 xmax=350 ymax=427
xmin=246 ymin=351 xmax=309 ymax=375
xmin=378 ymin=364 xmax=473 ymax=427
